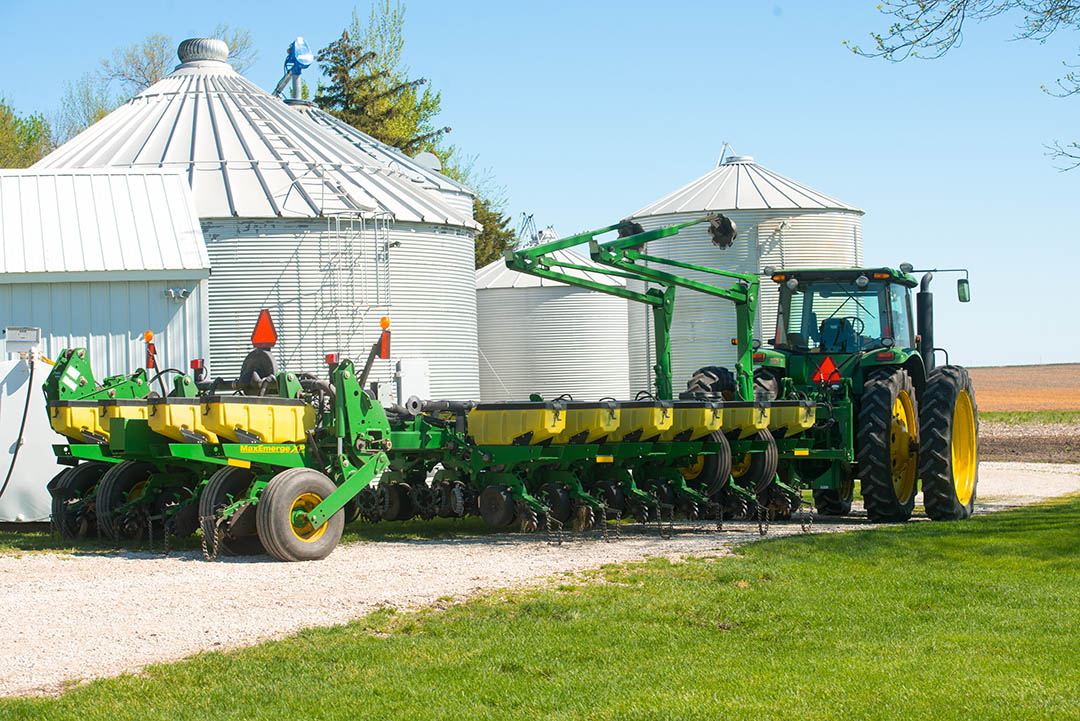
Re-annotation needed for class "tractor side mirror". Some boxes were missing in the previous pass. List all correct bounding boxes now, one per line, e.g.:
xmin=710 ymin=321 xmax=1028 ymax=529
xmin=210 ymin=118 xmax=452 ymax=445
xmin=957 ymin=278 xmax=971 ymax=303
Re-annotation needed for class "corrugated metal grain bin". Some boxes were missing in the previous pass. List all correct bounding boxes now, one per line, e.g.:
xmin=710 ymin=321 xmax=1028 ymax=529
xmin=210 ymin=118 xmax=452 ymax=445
xmin=35 ymin=38 xmax=481 ymax=400
xmin=476 ymin=248 xmax=630 ymax=402
xmin=627 ymin=155 xmax=863 ymax=393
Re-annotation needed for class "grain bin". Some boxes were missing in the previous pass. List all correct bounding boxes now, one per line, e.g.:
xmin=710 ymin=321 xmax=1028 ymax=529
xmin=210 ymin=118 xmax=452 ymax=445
xmin=476 ymin=248 xmax=630 ymax=401
xmin=35 ymin=38 xmax=481 ymax=400
xmin=628 ymin=155 xmax=863 ymax=393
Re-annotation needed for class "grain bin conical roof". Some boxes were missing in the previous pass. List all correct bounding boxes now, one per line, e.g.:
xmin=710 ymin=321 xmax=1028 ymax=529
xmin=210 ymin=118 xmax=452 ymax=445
xmin=35 ymin=38 xmax=477 ymax=228
xmin=476 ymin=247 xmax=626 ymax=289
xmin=633 ymin=155 xmax=861 ymax=217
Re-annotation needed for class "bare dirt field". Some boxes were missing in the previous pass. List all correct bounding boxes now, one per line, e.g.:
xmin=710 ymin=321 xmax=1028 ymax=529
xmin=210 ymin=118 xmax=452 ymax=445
xmin=1 ymin=461 xmax=1077 ymax=699
xmin=968 ymin=363 xmax=1080 ymax=412
xmin=969 ymin=363 xmax=1080 ymax=462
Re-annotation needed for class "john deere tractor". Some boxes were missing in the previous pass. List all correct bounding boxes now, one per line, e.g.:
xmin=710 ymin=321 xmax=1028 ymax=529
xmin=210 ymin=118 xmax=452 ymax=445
xmin=744 ymin=265 xmax=978 ymax=522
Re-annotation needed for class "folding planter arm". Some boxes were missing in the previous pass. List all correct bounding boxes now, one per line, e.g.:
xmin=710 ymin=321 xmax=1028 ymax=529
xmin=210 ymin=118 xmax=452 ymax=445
xmin=504 ymin=214 xmax=759 ymax=401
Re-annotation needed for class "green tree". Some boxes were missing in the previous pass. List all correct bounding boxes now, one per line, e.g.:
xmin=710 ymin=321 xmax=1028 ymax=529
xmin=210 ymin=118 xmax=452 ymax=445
xmin=55 ymin=26 xmax=258 ymax=143
xmin=851 ymin=1 xmax=1080 ymax=169
xmin=0 ymin=97 xmax=52 ymax=167
xmin=472 ymin=197 xmax=517 ymax=268
xmin=315 ymin=4 xmax=449 ymax=155
xmin=54 ymin=73 xmax=113 ymax=144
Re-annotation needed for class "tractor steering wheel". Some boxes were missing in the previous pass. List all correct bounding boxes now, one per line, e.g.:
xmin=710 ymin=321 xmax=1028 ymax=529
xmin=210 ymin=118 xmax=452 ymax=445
xmin=844 ymin=316 xmax=865 ymax=335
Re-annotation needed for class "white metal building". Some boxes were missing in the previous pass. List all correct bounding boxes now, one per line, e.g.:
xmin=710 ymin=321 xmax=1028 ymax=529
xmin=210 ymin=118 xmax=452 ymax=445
xmin=628 ymin=155 xmax=864 ymax=394
xmin=0 ymin=169 xmax=210 ymax=375
xmin=0 ymin=168 xmax=210 ymax=522
xmin=35 ymin=38 xmax=481 ymax=400
xmin=476 ymin=248 xmax=630 ymax=402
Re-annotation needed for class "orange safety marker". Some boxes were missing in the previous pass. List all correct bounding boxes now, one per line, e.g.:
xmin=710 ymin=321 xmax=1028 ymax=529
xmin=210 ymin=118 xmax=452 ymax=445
xmin=812 ymin=356 xmax=842 ymax=384
xmin=251 ymin=310 xmax=278 ymax=349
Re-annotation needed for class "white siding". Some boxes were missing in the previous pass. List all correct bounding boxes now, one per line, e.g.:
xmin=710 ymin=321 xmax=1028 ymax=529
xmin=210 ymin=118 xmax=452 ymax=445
xmin=0 ymin=278 xmax=209 ymax=378
xmin=478 ymin=286 xmax=629 ymax=402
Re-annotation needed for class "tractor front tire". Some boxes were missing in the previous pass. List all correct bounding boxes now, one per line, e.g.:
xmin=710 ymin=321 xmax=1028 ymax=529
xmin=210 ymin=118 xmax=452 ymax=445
xmin=919 ymin=365 xmax=979 ymax=521
xmin=256 ymin=468 xmax=343 ymax=562
xmin=857 ymin=369 xmax=919 ymax=522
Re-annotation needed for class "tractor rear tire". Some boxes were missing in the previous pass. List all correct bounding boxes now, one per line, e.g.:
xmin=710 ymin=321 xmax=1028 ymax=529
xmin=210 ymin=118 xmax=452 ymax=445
xmin=730 ymin=429 xmax=778 ymax=495
xmin=919 ymin=365 xmax=979 ymax=521
xmin=96 ymin=461 xmax=154 ymax=540
xmin=686 ymin=366 xmax=736 ymax=398
xmin=857 ymin=369 xmax=919 ymax=523
xmin=200 ymin=466 xmax=265 ymax=556
xmin=256 ymin=468 xmax=343 ymax=562
xmin=679 ymin=431 xmax=732 ymax=497
xmin=49 ymin=462 xmax=110 ymax=539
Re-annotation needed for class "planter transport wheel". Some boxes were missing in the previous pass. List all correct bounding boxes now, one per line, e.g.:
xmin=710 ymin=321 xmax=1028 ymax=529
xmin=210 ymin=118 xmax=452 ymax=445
xmin=256 ymin=468 xmax=344 ymax=562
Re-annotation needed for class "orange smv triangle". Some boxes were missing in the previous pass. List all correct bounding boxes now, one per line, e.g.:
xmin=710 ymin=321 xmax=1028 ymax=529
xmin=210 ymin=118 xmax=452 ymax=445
xmin=251 ymin=309 xmax=278 ymax=349
xmin=812 ymin=356 xmax=842 ymax=384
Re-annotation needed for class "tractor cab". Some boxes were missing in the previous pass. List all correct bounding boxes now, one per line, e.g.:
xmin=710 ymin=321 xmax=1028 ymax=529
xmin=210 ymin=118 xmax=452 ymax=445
xmin=771 ymin=268 xmax=917 ymax=356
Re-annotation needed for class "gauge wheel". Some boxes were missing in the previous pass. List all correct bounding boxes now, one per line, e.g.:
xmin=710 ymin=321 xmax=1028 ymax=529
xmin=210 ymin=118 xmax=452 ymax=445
xmin=96 ymin=461 xmax=155 ymax=540
xmin=199 ymin=466 xmax=265 ymax=556
xmin=48 ymin=462 xmax=110 ymax=539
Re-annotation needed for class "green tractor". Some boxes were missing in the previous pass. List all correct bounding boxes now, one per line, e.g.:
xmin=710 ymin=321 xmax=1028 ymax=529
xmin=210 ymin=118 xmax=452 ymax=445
xmin=746 ymin=265 xmax=978 ymax=522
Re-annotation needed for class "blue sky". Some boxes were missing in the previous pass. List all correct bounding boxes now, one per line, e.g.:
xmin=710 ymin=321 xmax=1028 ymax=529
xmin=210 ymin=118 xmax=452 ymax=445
xmin=2 ymin=0 xmax=1077 ymax=366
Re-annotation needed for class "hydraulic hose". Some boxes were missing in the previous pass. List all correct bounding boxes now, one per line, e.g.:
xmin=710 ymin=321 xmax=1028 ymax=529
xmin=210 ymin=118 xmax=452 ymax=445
xmin=0 ymin=357 xmax=35 ymax=503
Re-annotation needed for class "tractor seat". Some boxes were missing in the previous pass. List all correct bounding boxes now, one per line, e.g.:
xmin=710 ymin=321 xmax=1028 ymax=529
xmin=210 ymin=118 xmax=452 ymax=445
xmin=820 ymin=318 xmax=856 ymax=353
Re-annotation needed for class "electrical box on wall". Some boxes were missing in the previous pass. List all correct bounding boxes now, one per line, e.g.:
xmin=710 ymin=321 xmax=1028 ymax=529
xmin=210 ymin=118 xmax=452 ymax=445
xmin=3 ymin=327 xmax=41 ymax=356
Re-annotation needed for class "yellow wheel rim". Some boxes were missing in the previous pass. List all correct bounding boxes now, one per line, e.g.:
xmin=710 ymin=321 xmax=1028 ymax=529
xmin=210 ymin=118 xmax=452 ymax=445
xmin=890 ymin=390 xmax=917 ymax=503
xmin=289 ymin=492 xmax=327 ymax=542
xmin=679 ymin=456 xmax=705 ymax=481
xmin=731 ymin=453 xmax=752 ymax=478
xmin=128 ymin=480 xmax=147 ymax=503
xmin=951 ymin=390 xmax=977 ymax=505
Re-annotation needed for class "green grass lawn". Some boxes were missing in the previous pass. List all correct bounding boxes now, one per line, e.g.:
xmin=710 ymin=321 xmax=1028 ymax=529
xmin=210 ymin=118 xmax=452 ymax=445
xmin=980 ymin=410 xmax=1080 ymax=425
xmin=4 ymin=497 xmax=1079 ymax=720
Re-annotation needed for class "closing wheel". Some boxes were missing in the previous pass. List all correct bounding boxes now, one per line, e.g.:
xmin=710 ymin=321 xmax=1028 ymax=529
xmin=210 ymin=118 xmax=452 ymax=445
xmin=679 ymin=431 xmax=732 ymax=496
xmin=479 ymin=485 xmax=517 ymax=528
xmin=199 ymin=466 xmax=265 ymax=556
xmin=256 ymin=468 xmax=344 ymax=562
xmin=857 ymin=369 xmax=919 ymax=522
xmin=730 ymin=429 xmax=779 ymax=495
xmin=919 ymin=365 xmax=979 ymax=521
xmin=539 ymin=483 xmax=573 ymax=524
xmin=48 ymin=462 xmax=110 ymax=539
xmin=96 ymin=461 xmax=154 ymax=540
xmin=593 ymin=481 xmax=626 ymax=516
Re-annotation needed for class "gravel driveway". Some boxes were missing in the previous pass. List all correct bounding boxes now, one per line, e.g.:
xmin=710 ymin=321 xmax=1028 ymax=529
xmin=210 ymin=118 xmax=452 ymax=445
xmin=1 ymin=461 xmax=1077 ymax=697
